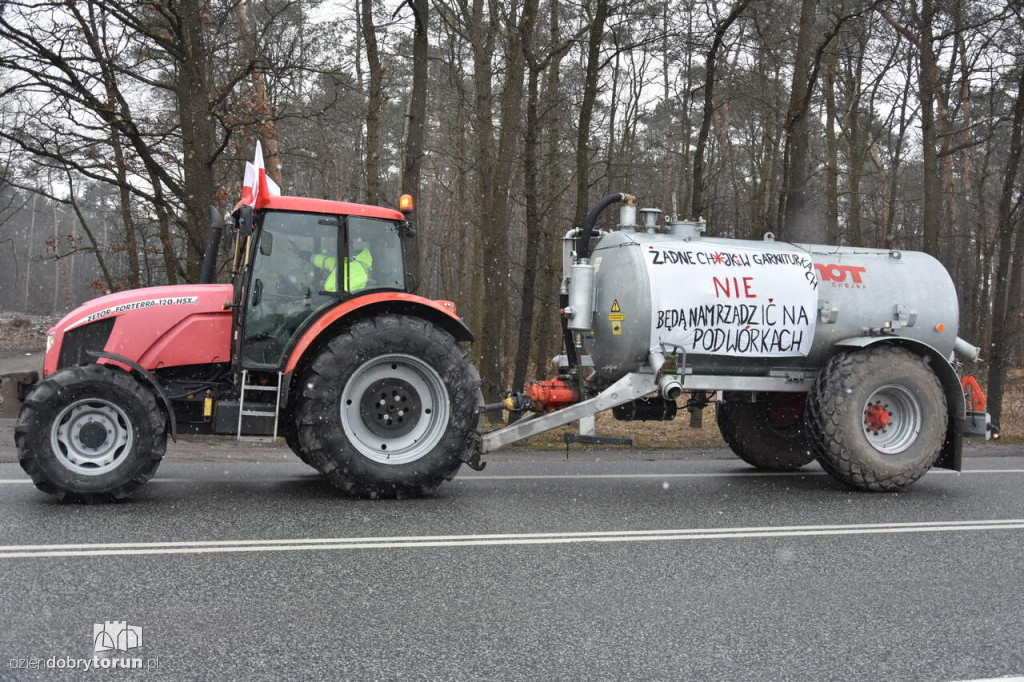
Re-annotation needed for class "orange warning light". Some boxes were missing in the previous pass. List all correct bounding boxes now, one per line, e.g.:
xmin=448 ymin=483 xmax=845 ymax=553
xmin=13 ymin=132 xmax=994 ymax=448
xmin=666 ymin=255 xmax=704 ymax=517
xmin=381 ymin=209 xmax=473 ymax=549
xmin=399 ymin=194 xmax=414 ymax=212
xmin=936 ymin=324 xmax=945 ymax=332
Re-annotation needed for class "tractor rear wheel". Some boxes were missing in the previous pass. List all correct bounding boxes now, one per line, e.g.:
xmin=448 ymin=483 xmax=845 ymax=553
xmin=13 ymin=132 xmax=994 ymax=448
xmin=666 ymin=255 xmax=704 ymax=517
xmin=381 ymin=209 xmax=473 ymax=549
xmin=716 ymin=392 xmax=817 ymax=470
xmin=805 ymin=345 xmax=947 ymax=491
xmin=15 ymin=364 xmax=166 ymax=503
xmin=285 ymin=431 xmax=317 ymax=470
xmin=294 ymin=315 xmax=479 ymax=497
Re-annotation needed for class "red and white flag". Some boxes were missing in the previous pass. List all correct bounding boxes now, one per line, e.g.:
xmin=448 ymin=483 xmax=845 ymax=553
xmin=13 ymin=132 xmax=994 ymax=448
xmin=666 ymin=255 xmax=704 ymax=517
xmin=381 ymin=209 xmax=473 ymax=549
xmin=240 ymin=141 xmax=281 ymax=208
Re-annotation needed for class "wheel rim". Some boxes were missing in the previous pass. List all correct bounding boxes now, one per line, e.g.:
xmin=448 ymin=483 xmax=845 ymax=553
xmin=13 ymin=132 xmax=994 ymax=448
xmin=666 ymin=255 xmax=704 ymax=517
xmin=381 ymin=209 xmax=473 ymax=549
xmin=50 ymin=399 xmax=134 ymax=475
xmin=862 ymin=384 xmax=922 ymax=454
xmin=339 ymin=354 xmax=450 ymax=465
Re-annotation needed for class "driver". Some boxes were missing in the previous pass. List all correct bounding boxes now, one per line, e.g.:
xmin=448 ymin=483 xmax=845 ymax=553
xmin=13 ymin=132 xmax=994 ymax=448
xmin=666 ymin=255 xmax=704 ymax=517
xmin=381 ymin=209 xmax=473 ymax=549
xmin=311 ymin=240 xmax=372 ymax=292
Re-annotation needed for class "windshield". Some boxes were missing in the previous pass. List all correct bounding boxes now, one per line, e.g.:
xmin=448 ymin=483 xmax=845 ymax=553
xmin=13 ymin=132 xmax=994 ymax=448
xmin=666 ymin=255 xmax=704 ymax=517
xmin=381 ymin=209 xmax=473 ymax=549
xmin=241 ymin=212 xmax=339 ymax=368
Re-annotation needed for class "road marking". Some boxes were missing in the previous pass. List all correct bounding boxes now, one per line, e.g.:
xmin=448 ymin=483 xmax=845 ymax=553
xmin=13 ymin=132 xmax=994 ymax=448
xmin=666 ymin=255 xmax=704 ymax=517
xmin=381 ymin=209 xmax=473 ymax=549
xmin=1 ymin=469 xmax=1024 ymax=485
xmin=459 ymin=469 xmax=1024 ymax=480
xmin=1 ymin=519 xmax=1022 ymax=559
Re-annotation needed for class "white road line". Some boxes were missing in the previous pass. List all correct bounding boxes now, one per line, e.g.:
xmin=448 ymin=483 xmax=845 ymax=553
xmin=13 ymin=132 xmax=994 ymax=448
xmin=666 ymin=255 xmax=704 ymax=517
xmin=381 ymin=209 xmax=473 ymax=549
xmin=1 ymin=468 xmax=1024 ymax=485
xmin=1 ymin=519 xmax=1022 ymax=559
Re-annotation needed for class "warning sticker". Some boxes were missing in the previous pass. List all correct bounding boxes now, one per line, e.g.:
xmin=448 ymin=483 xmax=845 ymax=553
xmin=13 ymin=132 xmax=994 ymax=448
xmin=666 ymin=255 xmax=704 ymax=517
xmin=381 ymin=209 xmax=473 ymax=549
xmin=608 ymin=299 xmax=625 ymax=324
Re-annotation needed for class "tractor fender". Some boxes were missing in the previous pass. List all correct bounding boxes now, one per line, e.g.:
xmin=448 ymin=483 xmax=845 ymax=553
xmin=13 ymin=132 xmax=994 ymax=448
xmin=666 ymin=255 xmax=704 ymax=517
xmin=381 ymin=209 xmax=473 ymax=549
xmin=88 ymin=350 xmax=178 ymax=442
xmin=283 ymin=293 xmax=474 ymax=377
xmin=832 ymin=336 xmax=963 ymax=471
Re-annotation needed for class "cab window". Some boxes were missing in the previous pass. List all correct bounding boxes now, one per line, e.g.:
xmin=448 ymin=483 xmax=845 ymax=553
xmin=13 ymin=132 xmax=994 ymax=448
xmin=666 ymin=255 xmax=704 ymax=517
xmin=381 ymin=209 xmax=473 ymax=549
xmin=241 ymin=212 xmax=338 ymax=368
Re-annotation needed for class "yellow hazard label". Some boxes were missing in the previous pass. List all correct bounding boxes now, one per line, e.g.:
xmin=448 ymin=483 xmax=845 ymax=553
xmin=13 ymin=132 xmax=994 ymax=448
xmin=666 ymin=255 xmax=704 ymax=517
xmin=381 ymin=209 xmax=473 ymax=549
xmin=610 ymin=299 xmax=621 ymax=312
xmin=612 ymin=321 xmax=623 ymax=335
xmin=608 ymin=313 xmax=624 ymax=321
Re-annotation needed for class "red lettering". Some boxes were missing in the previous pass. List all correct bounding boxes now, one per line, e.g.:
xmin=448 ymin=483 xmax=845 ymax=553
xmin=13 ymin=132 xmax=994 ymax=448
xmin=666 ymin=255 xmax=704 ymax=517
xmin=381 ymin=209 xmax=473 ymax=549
xmin=814 ymin=263 xmax=868 ymax=284
xmin=742 ymin=277 xmax=756 ymax=298
xmin=713 ymin=277 xmax=732 ymax=298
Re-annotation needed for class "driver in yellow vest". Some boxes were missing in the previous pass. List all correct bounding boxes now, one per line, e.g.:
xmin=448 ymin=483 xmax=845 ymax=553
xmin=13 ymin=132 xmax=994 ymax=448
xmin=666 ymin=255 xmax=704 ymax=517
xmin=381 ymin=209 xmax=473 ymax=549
xmin=311 ymin=247 xmax=372 ymax=292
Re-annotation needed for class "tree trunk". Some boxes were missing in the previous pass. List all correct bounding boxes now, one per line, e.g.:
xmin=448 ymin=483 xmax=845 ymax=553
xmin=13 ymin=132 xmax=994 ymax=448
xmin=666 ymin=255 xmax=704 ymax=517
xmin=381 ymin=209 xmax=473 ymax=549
xmin=361 ymin=0 xmax=383 ymax=205
xmin=234 ymin=0 xmax=282 ymax=185
xmin=917 ymin=0 xmax=942 ymax=257
xmin=532 ymin=0 xmax=565 ymax=378
xmin=779 ymin=0 xmax=822 ymax=243
xmin=513 ymin=0 xmax=541 ymax=394
xmin=573 ymin=0 xmax=609 ymax=228
xmin=985 ymin=57 xmax=1024 ymax=427
xmin=823 ymin=48 xmax=840 ymax=244
xmin=691 ymin=0 xmax=751 ymax=220
xmin=400 ymin=0 xmax=429 ymax=284
xmin=175 ymin=0 xmax=219 ymax=282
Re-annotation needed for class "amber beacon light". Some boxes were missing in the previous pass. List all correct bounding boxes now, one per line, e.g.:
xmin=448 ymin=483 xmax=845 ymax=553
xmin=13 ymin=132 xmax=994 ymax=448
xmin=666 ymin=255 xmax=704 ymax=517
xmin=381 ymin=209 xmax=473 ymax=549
xmin=399 ymin=194 xmax=414 ymax=212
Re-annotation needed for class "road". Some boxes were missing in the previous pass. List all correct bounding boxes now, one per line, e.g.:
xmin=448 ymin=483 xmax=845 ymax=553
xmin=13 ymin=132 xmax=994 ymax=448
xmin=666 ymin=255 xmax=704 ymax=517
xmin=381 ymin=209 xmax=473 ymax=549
xmin=1 ymin=438 xmax=1023 ymax=681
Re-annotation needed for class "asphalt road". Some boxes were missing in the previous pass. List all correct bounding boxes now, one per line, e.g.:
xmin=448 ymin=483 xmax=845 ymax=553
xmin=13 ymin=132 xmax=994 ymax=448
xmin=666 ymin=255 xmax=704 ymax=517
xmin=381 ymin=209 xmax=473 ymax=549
xmin=2 ymin=443 xmax=1024 ymax=681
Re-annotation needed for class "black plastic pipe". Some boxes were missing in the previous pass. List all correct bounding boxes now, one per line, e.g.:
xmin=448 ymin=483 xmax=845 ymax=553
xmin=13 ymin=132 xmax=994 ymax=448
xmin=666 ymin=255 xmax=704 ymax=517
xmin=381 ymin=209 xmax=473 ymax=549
xmin=576 ymin=192 xmax=631 ymax=261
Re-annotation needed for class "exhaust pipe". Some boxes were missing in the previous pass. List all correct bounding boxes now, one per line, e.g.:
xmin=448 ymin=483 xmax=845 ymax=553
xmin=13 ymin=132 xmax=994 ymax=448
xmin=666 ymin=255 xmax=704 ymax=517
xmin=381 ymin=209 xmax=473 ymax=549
xmin=199 ymin=206 xmax=224 ymax=284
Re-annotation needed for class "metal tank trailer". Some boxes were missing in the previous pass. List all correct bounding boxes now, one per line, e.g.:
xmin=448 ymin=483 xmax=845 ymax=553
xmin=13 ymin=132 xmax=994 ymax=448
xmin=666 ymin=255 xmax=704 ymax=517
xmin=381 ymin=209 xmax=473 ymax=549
xmin=480 ymin=193 xmax=994 ymax=492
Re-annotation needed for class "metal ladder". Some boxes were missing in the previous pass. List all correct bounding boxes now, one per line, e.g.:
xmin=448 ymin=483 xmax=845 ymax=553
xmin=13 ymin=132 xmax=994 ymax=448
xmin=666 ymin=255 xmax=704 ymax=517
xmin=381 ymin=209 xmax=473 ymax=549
xmin=237 ymin=370 xmax=282 ymax=442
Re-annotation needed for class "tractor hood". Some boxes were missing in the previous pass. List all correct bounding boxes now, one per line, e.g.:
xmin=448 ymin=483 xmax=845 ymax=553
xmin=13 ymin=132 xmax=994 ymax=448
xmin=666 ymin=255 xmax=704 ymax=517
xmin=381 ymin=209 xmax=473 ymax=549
xmin=45 ymin=284 xmax=234 ymax=376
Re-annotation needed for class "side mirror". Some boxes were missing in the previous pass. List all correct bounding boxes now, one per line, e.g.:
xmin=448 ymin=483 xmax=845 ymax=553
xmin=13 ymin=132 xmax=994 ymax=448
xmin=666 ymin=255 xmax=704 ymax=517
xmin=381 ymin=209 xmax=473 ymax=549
xmin=237 ymin=205 xmax=254 ymax=233
xmin=259 ymin=231 xmax=273 ymax=256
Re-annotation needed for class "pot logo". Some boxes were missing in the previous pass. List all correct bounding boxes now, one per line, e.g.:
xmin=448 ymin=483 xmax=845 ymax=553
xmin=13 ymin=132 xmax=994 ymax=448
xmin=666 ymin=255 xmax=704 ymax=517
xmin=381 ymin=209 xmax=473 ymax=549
xmin=814 ymin=264 xmax=867 ymax=288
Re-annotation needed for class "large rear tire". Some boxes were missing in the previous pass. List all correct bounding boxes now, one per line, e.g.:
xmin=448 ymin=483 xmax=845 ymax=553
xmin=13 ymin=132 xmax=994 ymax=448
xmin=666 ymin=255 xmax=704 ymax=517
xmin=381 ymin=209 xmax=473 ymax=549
xmin=716 ymin=392 xmax=817 ymax=470
xmin=294 ymin=315 xmax=479 ymax=497
xmin=805 ymin=346 xmax=947 ymax=491
xmin=285 ymin=431 xmax=317 ymax=470
xmin=15 ymin=364 xmax=167 ymax=503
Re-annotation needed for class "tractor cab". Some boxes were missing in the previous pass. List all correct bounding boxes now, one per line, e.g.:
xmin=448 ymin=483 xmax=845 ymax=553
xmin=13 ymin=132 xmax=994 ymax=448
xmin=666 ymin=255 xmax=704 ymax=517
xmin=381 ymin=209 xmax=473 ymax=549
xmin=230 ymin=197 xmax=411 ymax=370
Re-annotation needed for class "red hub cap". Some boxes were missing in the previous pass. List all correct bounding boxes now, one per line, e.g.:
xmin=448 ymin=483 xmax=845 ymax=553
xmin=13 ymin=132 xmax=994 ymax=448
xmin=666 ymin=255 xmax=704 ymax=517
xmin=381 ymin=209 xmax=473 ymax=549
xmin=864 ymin=403 xmax=892 ymax=433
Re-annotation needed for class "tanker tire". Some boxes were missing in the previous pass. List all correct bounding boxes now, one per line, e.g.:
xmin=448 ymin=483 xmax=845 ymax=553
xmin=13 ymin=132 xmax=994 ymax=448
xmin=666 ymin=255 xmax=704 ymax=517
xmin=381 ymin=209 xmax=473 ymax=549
xmin=15 ymin=364 xmax=166 ymax=503
xmin=285 ymin=431 xmax=317 ymax=470
xmin=294 ymin=315 xmax=478 ymax=498
xmin=805 ymin=346 xmax=946 ymax=492
xmin=716 ymin=393 xmax=817 ymax=470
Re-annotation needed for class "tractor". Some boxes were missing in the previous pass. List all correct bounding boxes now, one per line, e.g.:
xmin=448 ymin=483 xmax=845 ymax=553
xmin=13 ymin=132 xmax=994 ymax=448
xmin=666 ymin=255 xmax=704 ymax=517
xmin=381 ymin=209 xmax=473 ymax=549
xmin=12 ymin=194 xmax=480 ymax=502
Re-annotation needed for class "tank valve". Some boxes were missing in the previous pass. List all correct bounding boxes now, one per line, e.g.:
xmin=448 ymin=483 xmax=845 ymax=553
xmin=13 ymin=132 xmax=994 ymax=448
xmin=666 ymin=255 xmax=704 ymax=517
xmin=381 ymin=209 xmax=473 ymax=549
xmin=649 ymin=350 xmax=683 ymax=401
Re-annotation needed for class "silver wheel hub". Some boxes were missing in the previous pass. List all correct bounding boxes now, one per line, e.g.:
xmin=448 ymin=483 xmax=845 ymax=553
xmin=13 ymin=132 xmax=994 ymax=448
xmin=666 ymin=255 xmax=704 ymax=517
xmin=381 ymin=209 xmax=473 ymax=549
xmin=50 ymin=399 xmax=133 ymax=475
xmin=862 ymin=384 xmax=922 ymax=454
xmin=340 ymin=354 xmax=450 ymax=465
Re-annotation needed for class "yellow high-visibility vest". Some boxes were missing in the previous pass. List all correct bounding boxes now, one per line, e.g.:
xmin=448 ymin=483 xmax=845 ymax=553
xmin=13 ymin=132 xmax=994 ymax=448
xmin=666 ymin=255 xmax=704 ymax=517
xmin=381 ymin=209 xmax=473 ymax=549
xmin=312 ymin=248 xmax=372 ymax=292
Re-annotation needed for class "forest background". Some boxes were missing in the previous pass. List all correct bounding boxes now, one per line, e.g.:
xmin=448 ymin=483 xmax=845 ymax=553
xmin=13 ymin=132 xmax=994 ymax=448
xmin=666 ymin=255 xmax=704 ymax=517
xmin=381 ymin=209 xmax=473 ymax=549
xmin=0 ymin=0 xmax=1022 ymax=425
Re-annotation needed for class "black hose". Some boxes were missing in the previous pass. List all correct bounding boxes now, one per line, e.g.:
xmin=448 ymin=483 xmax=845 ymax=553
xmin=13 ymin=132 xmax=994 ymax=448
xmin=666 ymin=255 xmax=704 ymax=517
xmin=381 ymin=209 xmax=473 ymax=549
xmin=577 ymin=192 xmax=629 ymax=261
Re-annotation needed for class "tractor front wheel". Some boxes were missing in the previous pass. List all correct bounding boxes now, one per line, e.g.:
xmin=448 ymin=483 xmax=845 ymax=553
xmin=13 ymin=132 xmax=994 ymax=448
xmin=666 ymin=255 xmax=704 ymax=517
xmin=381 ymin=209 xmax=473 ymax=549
xmin=295 ymin=315 xmax=479 ymax=497
xmin=15 ymin=364 xmax=167 ymax=503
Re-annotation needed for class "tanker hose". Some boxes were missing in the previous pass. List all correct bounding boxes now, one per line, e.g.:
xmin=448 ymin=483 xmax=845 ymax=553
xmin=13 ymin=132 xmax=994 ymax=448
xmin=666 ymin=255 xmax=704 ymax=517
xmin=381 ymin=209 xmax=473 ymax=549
xmin=577 ymin=193 xmax=635 ymax=261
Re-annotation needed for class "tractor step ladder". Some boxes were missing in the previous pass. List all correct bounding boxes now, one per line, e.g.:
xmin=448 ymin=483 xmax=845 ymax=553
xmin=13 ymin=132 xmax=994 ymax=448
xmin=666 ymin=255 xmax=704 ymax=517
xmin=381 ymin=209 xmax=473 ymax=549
xmin=237 ymin=369 xmax=282 ymax=442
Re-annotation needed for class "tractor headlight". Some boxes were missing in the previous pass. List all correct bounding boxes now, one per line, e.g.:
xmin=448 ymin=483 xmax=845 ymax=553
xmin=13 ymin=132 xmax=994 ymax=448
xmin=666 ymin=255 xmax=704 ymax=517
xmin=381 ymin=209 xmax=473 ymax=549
xmin=45 ymin=332 xmax=55 ymax=353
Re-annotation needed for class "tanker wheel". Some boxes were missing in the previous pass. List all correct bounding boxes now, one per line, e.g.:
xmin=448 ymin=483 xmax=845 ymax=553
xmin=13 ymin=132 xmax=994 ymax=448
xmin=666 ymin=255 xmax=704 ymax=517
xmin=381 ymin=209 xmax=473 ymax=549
xmin=15 ymin=364 xmax=167 ymax=503
xmin=294 ymin=314 xmax=479 ymax=498
xmin=715 ymin=392 xmax=817 ymax=470
xmin=805 ymin=345 xmax=947 ymax=491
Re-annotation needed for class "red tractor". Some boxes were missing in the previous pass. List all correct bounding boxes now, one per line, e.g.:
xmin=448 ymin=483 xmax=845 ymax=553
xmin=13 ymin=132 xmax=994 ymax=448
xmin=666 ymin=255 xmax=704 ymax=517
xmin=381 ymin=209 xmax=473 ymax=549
xmin=14 ymin=195 xmax=481 ymax=502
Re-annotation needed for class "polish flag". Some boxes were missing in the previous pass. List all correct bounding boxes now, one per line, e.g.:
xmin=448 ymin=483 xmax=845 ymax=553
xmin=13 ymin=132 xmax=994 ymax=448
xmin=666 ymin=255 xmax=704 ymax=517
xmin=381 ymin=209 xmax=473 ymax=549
xmin=240 ymin=141 xmax=281 ymax=208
